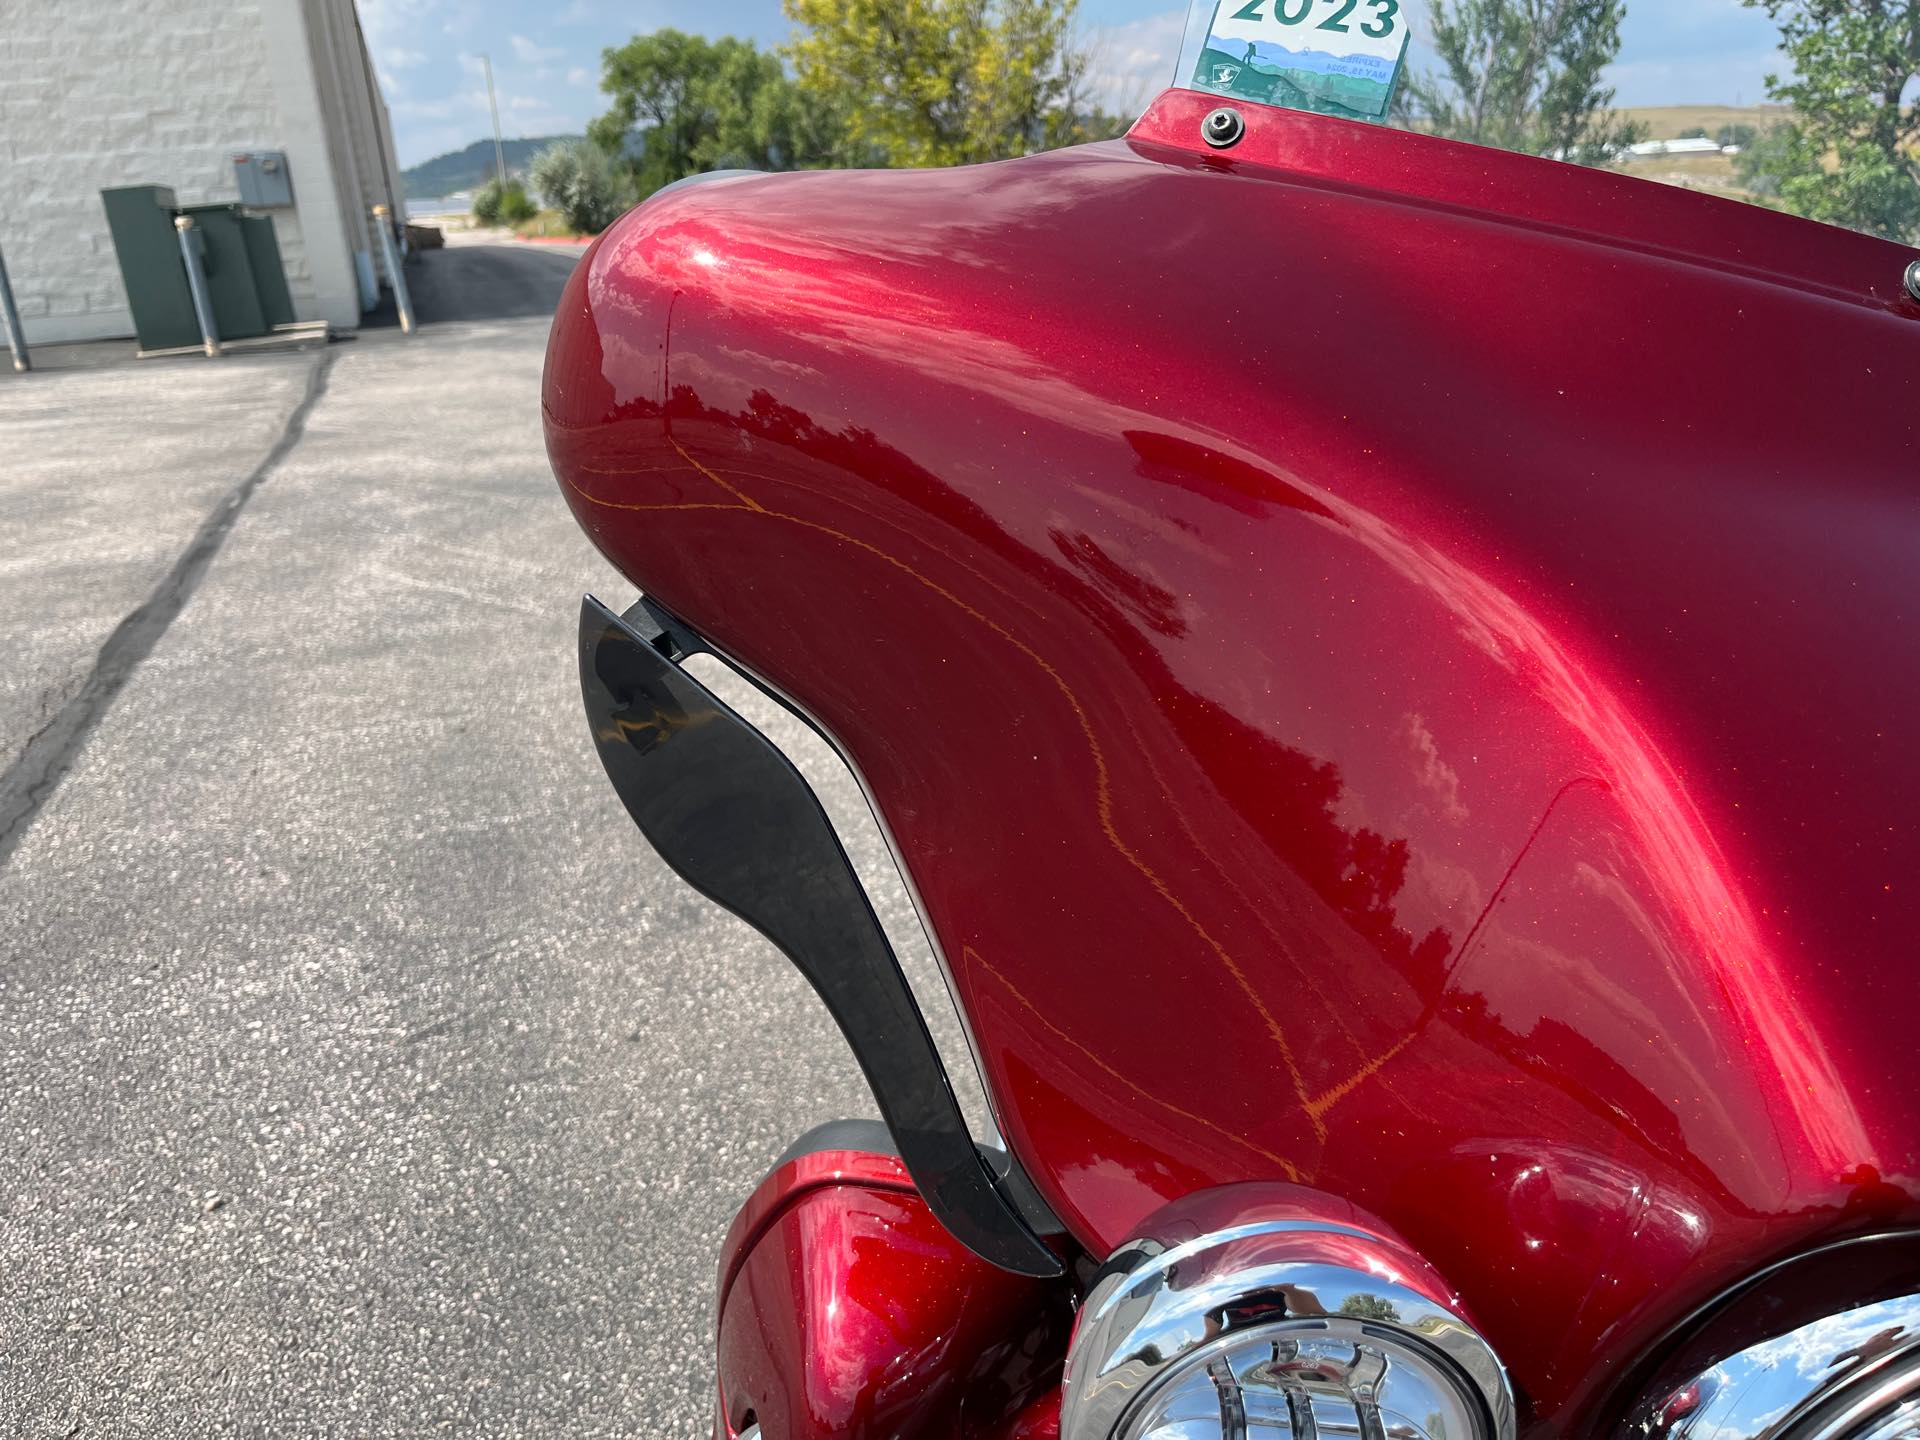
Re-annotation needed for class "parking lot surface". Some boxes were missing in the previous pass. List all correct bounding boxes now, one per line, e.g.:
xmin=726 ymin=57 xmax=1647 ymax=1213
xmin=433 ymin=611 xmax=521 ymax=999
xmin=0 ymin=242 xmax=958 ymax=1435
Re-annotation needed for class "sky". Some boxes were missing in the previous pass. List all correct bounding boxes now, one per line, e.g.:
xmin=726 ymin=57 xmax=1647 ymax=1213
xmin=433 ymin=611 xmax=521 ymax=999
xmin=362 ymin=0 xmax=1792 ymax=168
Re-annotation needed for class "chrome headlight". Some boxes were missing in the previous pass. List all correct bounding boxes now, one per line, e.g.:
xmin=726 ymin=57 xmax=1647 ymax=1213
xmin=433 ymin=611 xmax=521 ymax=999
xmin=1636 ymin=1293 xmax=1920 ymax=1440
xmin=1061 ymin=1185 xmax=1515 ymax=1440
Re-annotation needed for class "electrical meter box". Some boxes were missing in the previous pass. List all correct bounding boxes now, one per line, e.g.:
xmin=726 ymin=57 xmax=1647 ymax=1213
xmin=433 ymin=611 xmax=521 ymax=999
xmin=232 ymin=151 xmax=293 ymax=207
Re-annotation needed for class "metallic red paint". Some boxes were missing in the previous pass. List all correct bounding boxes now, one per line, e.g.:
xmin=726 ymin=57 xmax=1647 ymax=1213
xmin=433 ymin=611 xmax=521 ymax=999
xmin=547 ymin=88 xmax=1920 ymax=1433
xmin=714 ymin=1148 xmax=1070 ymax=1438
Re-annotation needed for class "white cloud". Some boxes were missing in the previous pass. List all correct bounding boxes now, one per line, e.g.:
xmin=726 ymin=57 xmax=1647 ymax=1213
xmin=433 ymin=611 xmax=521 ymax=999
xmin=510 ymin=34 xmax=566 ymax=65
xmin=391 ymin=92 xmax=483 ymax=123
xmin=566 ymin=66 xmax=595 ymax=88
xmin=1604 ymin=47 xmax=1787 ymax=107
xmin=506 ymin=94 xmax=580 ymax=134
xmin=1085 ymin=7 xmax=1185 ymax=114
xmin=382 ymin=45 xmax=429 ymax=69
xmin=358 ymin=0 xmax=443 ymax=54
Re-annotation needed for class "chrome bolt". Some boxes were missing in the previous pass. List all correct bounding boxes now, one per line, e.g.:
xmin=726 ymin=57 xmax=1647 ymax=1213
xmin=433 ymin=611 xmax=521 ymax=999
xmin=1202 ymin=106 xmax=1246 ymax=149
xmin=1905 ymin=259 xmax=1920 ymax=303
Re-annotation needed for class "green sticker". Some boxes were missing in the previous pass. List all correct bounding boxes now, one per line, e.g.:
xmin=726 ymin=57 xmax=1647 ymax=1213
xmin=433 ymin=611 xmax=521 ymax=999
xmin=1193 ymin=0 xmax=1409 ymax=121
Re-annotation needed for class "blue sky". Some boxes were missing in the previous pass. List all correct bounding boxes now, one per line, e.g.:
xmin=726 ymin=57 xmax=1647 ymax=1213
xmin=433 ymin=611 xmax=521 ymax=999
xmin=363 ymin=0 xmax=1791 ymax=167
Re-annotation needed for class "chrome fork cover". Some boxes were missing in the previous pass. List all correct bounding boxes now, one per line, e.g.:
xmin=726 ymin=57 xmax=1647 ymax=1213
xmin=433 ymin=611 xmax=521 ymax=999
xmin=1061 ymin=1186 xmax=1516 ymax=1440
xmin=1635 ymin=1293 xmax=1920 ymax=1440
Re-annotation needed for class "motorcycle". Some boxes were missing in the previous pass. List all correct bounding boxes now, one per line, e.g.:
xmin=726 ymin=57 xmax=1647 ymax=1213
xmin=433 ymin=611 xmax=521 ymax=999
xmin=542 ymin=7 xmax=1920 ymax=1435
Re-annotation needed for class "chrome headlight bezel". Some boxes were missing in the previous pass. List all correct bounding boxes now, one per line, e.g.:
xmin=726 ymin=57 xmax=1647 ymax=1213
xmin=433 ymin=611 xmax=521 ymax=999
xmin=1636 ymin=1293 xmax=1920 ymax=1440
xmin=1060 ymin=1185 xmax=1516 ymax=1440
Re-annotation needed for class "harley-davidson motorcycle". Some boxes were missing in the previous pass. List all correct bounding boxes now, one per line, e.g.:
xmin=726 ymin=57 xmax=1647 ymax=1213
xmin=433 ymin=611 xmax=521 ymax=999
xmin=542 ymin=6 xmax=1920 ymax=1434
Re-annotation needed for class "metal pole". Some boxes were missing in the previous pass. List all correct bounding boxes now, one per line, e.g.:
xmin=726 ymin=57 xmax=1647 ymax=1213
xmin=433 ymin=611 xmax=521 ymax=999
xmin=482 ymin=54 xmax=507 ymax=192
xmin=0 ymin=242 xmax=29 ymax=373
xmin=371 ymin=204 xmax=414 ymax=335
xmin=173 ymin=216 xmax=221 ymax=358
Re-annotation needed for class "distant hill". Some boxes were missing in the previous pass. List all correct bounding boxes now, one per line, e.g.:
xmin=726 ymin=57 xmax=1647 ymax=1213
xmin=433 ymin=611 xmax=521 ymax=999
xmin=1606 ymin=105 xmax=1795 ymax=205
xmin=1618 ymin=104 xmax=1793 ymax=141
xmin=402 ymin=136 xmax=582 ymax=198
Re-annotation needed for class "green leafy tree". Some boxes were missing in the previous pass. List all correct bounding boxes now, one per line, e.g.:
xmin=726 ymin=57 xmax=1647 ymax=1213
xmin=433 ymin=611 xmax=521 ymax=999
xmin=1734 ymin=123 xmax=1807 ymax=197
xmin=1737 ymin=0 xmax=1920 ymax=240
xmin=782 ymin=0 xmax=1102 ymax=166
xmin=589 ymin=31 xmax=847 ymax=197
xmin=471 ymin=177 xmax=537 ymax=225
xmin=530 ymin=140 xmax=632 ymax=234
xmin=1338 ymin=1294 xmax=1403 ymax=1322
xmin=1401 ymin=0 xmax=1643 ymax=164
xmin=1717 ymin=122 xmax=1761 ymax=148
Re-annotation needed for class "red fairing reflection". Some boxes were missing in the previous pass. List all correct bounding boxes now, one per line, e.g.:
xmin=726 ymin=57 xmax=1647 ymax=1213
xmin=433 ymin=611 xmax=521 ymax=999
xmin=545 ymin=88 xmax=1920 ymax=1431
xmin=714 ymin=1150 xmax=1070 ymax=1438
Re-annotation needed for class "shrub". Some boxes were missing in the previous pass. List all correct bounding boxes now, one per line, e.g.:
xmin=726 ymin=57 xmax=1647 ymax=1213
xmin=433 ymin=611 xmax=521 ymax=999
xmin=471 ymin=178 xmax=504 ymax=224
xmin=529 ymin=140 xmax=630 ymax=235
xmin=498 ymin=181 xmax=537 ymax=224
xmin=471 ymin=177 xmax=538 ymax=226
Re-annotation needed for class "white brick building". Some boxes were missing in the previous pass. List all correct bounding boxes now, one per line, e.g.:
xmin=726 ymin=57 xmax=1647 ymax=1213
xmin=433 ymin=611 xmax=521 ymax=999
xmin=1 ymin=0 xmax=404 ymax=343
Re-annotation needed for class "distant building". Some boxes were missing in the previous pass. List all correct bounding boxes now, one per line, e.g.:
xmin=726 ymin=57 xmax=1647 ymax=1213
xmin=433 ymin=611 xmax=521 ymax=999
xmin=1625 ymin=137 xmax=1731 ymax=160
xmin=0 ymin=0 xmax=404 ymax=344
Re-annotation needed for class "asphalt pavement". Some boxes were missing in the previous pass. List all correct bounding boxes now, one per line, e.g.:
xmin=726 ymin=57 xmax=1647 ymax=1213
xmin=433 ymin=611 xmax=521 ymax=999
xmin=0 ymin=240 xmax=965 ymax=1435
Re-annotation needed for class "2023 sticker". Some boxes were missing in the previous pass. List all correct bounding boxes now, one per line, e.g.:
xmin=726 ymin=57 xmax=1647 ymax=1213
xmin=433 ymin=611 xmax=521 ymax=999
xmin=1194 ymin=0 xmax=1409 ymax=119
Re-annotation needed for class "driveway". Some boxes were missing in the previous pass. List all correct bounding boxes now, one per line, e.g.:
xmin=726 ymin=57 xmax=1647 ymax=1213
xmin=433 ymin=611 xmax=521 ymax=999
xmin=0 ymin=242 xmax=953 ymax=1435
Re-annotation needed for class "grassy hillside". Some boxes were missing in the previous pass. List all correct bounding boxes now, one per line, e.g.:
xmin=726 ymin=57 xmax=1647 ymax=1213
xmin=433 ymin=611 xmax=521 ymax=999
xmin=401 ymin=136 xmax=582 ymax=198
xmin=1622 ymin=104 xmax=1794 ymax=141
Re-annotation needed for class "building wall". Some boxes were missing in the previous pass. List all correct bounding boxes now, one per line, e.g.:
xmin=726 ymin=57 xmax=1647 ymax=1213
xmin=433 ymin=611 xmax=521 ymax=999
xmin=0 ymin=0 xmax=399 ymax=344
xmin=258 ymin=0 xmax=368 ymax=331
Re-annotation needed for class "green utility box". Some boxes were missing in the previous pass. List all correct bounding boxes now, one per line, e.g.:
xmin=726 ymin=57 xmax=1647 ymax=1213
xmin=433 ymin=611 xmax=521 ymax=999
xmin=101 ymin=185 xmax=296 ymax=353
xmin=101 ymin=186 xmax=195 ymax=351
xmin=177 ymin=203 xmax=296 ymax=337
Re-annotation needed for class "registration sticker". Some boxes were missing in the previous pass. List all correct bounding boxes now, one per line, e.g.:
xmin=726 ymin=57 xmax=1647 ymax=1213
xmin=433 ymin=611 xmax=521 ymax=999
xmin=1193 ymin=0 xmax=1409 ymax=121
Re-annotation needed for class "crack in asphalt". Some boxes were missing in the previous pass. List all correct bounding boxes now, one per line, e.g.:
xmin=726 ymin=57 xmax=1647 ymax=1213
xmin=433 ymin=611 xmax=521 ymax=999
xmin=0 ymin=350 xmax=337 ymax=872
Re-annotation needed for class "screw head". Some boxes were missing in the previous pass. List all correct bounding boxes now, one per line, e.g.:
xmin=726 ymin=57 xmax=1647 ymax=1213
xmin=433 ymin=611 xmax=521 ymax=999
xmin=1905 ymin=258 xmax=1920 ymax=304
xmin=1202 ymin=106 xmax=1246 ymax=149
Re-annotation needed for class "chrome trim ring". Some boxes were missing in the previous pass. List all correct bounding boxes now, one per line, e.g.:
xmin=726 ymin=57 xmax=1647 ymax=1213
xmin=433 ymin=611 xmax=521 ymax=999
xmin=1061 ymin=1192 xmax=1515 ymax=1440
xmin=1639 ymin=1294 xmax=1920 ymax=1440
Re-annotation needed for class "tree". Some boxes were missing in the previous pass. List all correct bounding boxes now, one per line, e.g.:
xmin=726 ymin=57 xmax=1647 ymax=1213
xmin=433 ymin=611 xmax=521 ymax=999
xmin=1737 ymin=0 xmax=1920 ymax=240
xmin=1734 ymin=123 xmax=1805 ymax=197
xmin=588 ymin=31 xmax=846 ymax=197
xmin=471 ymin=177 xmax=536 ymax=225
xmin=1400 ymin=0 xmax=1643 ymax=164
xmin=782 ymin=0 xmax=1103 ymax=167
xmin=1339 ymin=1294 xmax=1403 ymax=1322
xmin=530 ymin=140 xmax=631 ymax=234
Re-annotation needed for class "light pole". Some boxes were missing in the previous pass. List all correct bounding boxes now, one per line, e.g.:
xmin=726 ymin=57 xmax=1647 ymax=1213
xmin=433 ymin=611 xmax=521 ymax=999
xmin=482 ymin=53 xmax=507 ymax=193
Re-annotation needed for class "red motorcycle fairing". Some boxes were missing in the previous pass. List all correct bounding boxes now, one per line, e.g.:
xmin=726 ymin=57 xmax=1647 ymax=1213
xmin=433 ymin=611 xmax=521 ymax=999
xmin=546 ymin=87 xmax=1920 ymax=1433
xmin=715 ymin=1133 xmax=1071 ymax=1439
